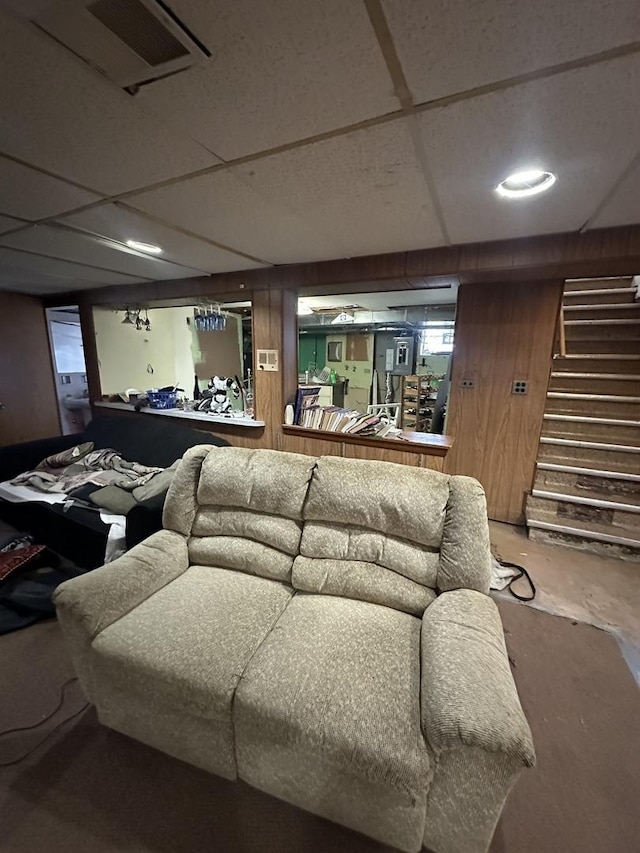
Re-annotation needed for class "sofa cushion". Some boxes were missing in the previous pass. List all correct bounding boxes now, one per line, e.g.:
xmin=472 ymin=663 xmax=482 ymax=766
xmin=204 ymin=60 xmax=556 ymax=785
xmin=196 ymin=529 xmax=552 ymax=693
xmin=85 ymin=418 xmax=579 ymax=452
xmin=131 ymin=460 xmax=180 ymax=502
xmin=304 ymin=456 xmax=450 ymax=546
xmin=300 ymin=520 xmax=440 ymax=586
xmin=84 ymin=415 xmax=229 ymax=468
xmin=297 ymin=456 xmax=447 ymax=613
xmin=234 ymin=593 xmax=430 ymax=850
xmin=167 ymin=447 xmax=316 ymax=582
xmin=197 ymin=447 xmax=316 ymax=520
xmin=292 ymin=555 xmax=435 ymax=616
xmin=189 ymin=536 xmax=293 ymax=582
xmin=193 ymin=506 xmax=302 ymax=555
xmin=438 ymin=476 xmax=492 ymax=593
xmin=89 ymin=484 xmax=137 ymax=515
xmin=91 ymin=565 xmax=293 ymax=721
xmin=89 ymin=565 xmax=293 ymax=780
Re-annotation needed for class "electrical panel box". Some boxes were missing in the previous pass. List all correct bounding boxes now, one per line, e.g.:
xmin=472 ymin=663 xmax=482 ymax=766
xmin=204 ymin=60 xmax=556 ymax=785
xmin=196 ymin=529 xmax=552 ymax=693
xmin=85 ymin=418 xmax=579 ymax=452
xmin=385 ymin=348 xmax=395 ymax=372
xmin=391 ymin=336 xmax=415 ymax=375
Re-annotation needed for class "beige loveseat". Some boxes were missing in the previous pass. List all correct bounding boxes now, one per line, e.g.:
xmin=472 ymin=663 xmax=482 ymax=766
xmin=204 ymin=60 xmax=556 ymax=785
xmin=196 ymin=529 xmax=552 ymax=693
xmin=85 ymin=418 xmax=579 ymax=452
xmin=54 ymin=446 xmax=534 ymax=853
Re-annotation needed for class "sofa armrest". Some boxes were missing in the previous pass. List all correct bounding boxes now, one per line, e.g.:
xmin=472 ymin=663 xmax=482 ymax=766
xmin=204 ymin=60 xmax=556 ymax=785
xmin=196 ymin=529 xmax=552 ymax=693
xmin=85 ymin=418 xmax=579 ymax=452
xmin=125 ymin=490 xmax=167 ymax=550
xmin=0 ymin=433 xmax=81 ymax=482
xmin=53 ymin=529 xmax=188 ymax=700
xmin=421 ymin=589 xmax=535 ymax=767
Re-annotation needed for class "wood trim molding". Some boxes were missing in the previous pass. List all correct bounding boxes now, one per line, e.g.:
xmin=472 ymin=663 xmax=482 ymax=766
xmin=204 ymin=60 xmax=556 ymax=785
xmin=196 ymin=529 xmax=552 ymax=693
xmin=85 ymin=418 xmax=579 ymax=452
xmin=282 ymin=424 xmax=452 ymax=455
xmin=43 ymin=224 xmax=640 ymax=308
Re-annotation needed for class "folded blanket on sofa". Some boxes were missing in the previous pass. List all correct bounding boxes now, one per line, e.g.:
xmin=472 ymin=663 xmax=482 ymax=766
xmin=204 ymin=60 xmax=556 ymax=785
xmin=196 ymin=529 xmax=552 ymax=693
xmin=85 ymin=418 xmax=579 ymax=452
xmin=12 ymin=447 xmax=164 ymax=495
xmin=85 ymin=460 xmax=182 ymax=514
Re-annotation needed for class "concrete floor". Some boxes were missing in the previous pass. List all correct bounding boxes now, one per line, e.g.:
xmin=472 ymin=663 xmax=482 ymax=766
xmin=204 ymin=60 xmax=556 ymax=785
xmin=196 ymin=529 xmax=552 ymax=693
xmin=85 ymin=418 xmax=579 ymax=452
xmin=489 ymin=521 xmax=640 ymax=680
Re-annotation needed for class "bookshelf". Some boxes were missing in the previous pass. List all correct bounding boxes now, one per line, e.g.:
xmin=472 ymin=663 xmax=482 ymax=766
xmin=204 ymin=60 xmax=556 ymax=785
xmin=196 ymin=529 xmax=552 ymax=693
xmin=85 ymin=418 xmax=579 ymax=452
xmin=400 ymin=374 xmax=442 ymax=432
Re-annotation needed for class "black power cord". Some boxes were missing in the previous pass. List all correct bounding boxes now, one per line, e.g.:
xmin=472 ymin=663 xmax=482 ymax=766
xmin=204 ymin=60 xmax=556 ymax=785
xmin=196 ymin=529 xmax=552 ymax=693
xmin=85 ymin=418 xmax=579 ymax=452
xmin=496 ymin=559 xmax=536 ymax=602
xmin=0 ymin=677 xmax=89 ymax=767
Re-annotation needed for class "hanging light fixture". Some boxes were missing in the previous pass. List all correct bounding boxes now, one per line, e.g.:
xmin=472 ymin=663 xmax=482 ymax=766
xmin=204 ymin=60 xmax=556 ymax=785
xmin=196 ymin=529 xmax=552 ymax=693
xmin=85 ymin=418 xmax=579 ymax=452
xmin=144 ymin=309 xmax=151 ymax=332
xmin=121 ymin=309 xmax=133 ymax=325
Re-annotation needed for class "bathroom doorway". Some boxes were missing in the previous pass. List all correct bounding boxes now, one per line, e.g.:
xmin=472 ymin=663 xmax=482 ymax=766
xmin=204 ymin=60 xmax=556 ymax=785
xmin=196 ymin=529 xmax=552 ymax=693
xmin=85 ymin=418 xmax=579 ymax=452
xmin=46 ymin=307 xmax=90 ymax=435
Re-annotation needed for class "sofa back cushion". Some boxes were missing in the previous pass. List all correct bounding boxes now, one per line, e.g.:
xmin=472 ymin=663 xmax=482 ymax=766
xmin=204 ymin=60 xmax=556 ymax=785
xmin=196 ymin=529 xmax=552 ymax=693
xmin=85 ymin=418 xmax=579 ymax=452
xmin=164 ymin=446 xmax=316 ymax=582
xmin=293 ymin=456 xmax=449 ymax=615
xmin=84 ymin=416 xmax=229 ymax=468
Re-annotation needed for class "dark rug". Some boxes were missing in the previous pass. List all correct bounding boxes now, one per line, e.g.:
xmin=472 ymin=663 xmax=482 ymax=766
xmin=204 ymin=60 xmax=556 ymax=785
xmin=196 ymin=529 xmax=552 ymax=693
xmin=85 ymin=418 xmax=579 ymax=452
xmin=0 ymin=601 xmax=639 ymax=853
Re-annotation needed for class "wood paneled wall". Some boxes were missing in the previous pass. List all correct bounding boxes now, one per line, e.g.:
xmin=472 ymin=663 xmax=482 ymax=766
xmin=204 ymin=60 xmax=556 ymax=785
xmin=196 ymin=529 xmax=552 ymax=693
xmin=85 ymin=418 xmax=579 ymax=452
xmin=444 ymin=280 xmax=562 ymax=523
xmin=0 ymin=291 xmax=61 ymax=445
xmin=47 ymin=224 xmax=640 ymax=309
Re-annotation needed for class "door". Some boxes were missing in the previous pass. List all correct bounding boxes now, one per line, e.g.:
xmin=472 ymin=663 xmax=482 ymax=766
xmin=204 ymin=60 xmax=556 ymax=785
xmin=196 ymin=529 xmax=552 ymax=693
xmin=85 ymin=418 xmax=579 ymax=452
xmin=0 ymin=291 xmax=61 ymax=446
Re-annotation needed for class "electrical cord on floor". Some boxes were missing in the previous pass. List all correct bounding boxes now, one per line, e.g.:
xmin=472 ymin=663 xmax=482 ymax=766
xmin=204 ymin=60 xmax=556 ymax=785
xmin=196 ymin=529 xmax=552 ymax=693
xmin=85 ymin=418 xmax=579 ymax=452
xmin=497 ymin=559 xmax=537 ymax=602
xmin=0 ymin=677 xmax=89 ymax=767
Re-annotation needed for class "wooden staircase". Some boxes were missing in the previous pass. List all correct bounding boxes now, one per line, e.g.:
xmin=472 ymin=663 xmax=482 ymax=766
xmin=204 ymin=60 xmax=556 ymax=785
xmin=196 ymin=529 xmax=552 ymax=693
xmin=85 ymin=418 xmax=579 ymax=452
xmin=526 ymin=276 xmax=640 ymax=560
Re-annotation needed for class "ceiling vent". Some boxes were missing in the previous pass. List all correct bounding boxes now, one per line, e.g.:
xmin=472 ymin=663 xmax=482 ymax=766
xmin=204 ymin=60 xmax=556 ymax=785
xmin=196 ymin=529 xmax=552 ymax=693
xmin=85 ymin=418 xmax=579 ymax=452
xmin=34 ymin=0 xmax=209 ymax=90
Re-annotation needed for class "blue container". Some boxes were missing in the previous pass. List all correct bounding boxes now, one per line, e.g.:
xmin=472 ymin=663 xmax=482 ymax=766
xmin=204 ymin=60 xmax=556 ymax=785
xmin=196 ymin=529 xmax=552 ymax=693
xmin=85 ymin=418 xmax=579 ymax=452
xmin=147 ymin=390 xmax=178 ymax=410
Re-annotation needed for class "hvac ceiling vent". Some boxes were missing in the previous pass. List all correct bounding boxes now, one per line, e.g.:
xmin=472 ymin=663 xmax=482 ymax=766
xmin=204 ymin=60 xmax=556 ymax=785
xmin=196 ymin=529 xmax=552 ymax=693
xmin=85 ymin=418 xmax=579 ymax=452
xmin=34 ymin=0 xmax=210 ymax=90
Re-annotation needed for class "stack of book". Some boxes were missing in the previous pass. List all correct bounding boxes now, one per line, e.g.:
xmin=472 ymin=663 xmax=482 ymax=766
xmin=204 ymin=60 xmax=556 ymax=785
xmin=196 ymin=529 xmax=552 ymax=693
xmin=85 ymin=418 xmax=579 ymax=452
xmin=300 ymin=405 xmax=381 ymax=435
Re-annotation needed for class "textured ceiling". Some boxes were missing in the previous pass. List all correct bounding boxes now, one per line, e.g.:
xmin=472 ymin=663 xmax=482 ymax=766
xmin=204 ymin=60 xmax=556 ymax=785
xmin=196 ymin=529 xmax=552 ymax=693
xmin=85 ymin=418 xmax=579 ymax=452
xmin=0 ymin=0 xmax=639 ymax=294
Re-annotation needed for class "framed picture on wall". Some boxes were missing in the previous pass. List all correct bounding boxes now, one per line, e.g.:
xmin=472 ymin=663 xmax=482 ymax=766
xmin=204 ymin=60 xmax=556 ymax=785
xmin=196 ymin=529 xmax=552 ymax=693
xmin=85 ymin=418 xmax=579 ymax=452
xmin=327 ymin=341 xmax=343 ymax=362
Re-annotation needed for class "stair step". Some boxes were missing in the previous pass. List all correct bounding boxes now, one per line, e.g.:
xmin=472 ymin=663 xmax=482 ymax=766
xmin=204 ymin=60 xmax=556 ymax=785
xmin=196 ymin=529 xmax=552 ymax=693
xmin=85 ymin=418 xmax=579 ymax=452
xmin=564 ymin=277 xmax=633 ymax=292
xmin=550 ymin=372 xmax=640 ymax=381
xmin=541 ymin=415 xmax=640 ymax=444
xmin=545 ymin=395 xmax=640 ymax=419
xmin=562 ymin=304 xmax=640 ymax=322
xmin=537 ymin=443 xmax=640 ymax=473
xmin=544 ymin=413 xmax=640 ymax=426
xmin=527 ymin=519 xmax=640 ymax=554
xmin=556 ymin=353 xmax=640 ymax=359
xmin=563 ymin=303 xmax=639 ymax=312
xmin=567 ymin=339 xmax=640 ymax=355
xmin=548 ymin=374 xmax=640 ymax=395
xmin=552 ymin=355 xmax=640 ymax=375
xmin=538 ymin=441 xmax=640 ymax=475
xmin=531 ymin=489 xmax=640 ymax=513
xmin=563 ymin=287 xmax=637 ymax=303
xmin=527 ymin=504 xmax=640 ymax=539
xmin=536 ymin=461 xmax=640 ymax=481
xmin=547 ymin=392 xmax=639 ymax=403
xmin=565 ymin=318 xmax=640 ymax=326
xmin=539 ymin=436 xmax=640 ymax=453
xmin=527 ymin=495 xmax=640 ymax=539
xmin=534 ymin=466 xmax=640 ymax=501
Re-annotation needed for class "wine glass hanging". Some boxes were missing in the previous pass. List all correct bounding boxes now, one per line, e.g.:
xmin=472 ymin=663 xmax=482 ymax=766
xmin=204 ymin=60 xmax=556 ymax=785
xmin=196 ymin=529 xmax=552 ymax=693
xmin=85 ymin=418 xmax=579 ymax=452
xmin=194 ymin=303 xmax=227 ymax=332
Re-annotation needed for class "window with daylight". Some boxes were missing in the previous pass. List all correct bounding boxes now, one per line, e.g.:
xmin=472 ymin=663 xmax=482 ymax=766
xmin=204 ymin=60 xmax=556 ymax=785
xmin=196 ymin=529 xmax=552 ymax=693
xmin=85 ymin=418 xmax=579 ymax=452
xmin=419 ymin=321 xmax=455 ymax=355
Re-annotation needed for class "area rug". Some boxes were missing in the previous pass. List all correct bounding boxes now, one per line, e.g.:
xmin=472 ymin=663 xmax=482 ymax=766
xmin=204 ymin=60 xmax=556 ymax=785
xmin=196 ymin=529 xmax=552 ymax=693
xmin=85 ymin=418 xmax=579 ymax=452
xmin=0 ymin=601 xmax=638 ymax=853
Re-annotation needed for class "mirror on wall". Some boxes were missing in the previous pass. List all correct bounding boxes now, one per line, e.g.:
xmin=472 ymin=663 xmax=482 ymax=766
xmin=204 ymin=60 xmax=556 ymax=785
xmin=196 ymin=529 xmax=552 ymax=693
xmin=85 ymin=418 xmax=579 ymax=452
xmin=297 ymin=283 xmax=457 ymax=435
xmin=93 ymin=300 xmax=253 ymax=416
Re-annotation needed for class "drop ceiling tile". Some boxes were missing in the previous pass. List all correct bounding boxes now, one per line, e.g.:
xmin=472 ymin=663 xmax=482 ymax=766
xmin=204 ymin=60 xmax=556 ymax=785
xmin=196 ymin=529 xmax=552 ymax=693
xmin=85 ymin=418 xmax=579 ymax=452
xmin=0 ymin=156 xmax=100 ymax=219
xmin=0 ymin=223 xmax=214 ymax=281
xmin=0 ymin=262 xmax=94 ymax=294
xmin=138 ymin=0 xmax=398 ymax=160
xmin=128 ymin=170 xmax=343 ymax=264
xmin=230 ymin=118 xmax=445 ymax=257
xmin=588 ymin=156 xmax=640 ymax=229
xmin=60 ymin=204 xmax=266 ymax=274
xmin=0 ymin=246 xmax=147 ymax=287
xmin=384 ymin=0 xmax=640 ymax=104
xmin=0 ymin=214 xmax=25 ymax=235
xmin=0 ymin=9 xmax=219 ymax=195
xmin=417 ymin=54 xmax=640 ymax=244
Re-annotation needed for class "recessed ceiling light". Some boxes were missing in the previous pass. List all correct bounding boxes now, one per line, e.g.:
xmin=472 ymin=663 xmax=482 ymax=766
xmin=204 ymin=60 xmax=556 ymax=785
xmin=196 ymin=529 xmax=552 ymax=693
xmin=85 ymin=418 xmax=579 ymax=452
xmin=297 ymin=302 xmax=314 ymax=316
xmin=495 ymin=169 xmax=557 ymax=198
xmin=126 ymin=239 xmax=163 ymax=254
